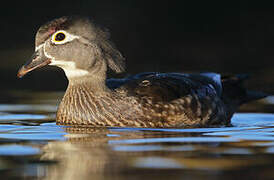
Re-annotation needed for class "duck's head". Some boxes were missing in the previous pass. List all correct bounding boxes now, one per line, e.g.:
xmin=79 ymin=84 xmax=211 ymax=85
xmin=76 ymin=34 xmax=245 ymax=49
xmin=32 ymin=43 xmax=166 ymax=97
xmin=18 ymin=16 xmax=125 ymax=82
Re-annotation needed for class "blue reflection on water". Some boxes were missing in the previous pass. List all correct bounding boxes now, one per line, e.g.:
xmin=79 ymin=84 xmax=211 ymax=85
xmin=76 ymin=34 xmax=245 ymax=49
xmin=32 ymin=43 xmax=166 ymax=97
xmin=0 ymin=145 xmax=40 ymax=155
xmin=0 ymin=123 xmax=66 ymax=141
xmin=0 ymin=114 xmax=47 ymax=120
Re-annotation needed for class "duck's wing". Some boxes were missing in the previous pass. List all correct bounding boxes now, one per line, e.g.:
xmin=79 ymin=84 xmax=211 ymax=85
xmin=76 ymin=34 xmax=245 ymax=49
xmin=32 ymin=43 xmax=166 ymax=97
xmin=106 ymin=72 xmax=232 ymax=127
xmin=113 ymin=72 xmax=222 ymax=102
xmin=113 ymin=72 xmax=228 ymax=127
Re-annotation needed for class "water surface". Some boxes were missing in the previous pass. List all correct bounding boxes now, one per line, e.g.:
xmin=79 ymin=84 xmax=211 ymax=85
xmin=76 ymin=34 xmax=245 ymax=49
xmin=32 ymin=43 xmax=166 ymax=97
xmin=1 ymin=91 xmax=274 ymax=180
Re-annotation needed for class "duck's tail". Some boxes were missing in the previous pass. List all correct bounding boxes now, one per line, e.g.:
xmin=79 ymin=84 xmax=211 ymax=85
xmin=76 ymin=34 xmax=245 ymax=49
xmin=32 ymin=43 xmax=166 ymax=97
xmin=221 ymin=74 xmax=268 ymax=106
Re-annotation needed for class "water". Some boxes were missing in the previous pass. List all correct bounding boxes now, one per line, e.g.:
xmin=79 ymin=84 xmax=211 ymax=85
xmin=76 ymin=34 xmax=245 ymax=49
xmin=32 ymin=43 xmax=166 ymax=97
xmin=1 ymin=91 xmax=274 ymax=180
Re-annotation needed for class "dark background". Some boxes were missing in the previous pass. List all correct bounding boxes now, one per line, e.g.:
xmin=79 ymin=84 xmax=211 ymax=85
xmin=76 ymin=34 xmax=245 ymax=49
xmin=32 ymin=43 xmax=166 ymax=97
xmin=1 ymin=0 xmax=274 ymax=93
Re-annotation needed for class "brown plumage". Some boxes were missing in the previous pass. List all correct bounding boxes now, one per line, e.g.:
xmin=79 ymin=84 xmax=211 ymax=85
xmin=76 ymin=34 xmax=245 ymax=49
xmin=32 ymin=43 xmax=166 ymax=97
xmin=17 ymin=16 xmax=267 ymax=128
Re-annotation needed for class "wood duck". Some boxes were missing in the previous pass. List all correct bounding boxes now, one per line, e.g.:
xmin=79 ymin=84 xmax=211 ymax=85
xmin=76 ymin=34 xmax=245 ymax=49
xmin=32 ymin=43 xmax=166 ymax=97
xmin=17 ymin=16 xmax=266 ymax=128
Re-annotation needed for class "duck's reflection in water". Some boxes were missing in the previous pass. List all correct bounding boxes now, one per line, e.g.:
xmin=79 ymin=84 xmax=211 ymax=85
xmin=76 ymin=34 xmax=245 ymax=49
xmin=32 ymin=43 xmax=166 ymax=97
xmin=40 ymin=127 xmax=274 ymax=180
xmin=40 ymin=127 xmax=130 ymax=180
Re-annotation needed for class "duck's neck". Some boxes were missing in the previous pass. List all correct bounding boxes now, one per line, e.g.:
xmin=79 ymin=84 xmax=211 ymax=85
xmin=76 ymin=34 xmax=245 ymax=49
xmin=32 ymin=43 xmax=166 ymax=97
xmin=68 ymin=74 xmax=109 ymax=93
xmin=63 ymin=59 xmax=109 ymax=92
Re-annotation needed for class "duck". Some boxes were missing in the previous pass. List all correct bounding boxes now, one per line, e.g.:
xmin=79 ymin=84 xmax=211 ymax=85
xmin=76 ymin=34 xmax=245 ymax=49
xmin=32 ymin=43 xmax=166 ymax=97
xmin=17 ymin=16 xmax=267 ymax=128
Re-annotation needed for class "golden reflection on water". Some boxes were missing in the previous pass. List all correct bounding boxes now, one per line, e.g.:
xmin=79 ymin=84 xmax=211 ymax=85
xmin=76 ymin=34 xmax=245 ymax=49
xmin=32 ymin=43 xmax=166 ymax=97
xmin=41 ymin=128 xmax=133 ymax=180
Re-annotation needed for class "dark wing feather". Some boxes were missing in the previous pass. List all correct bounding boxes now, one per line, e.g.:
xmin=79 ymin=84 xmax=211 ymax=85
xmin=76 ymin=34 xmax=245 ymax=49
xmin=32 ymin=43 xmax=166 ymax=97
xmin=107 ymin=72 xmax=221 ymax=103
xmin=107 ymin=72 xmax=230 ymax=127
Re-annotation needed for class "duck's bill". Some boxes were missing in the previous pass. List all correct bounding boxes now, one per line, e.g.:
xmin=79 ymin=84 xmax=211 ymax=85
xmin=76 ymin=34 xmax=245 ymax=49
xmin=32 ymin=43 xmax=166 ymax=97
xmin=17 ymin=48 xmax=51 ymax=78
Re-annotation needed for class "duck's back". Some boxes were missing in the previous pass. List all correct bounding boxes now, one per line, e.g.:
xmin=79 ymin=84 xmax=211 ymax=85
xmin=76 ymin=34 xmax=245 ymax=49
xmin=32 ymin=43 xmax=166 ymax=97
xmin=107 ymin=72 xmax=229 ymax=127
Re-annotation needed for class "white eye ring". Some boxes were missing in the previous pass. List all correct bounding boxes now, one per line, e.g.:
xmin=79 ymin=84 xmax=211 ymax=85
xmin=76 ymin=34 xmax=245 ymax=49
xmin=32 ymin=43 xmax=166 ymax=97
xmin=51 ymin=30 xmax=79 ymax=45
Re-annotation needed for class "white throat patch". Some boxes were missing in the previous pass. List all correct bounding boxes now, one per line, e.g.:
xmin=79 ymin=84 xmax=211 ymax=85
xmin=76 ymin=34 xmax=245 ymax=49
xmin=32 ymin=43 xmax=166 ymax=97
xmin=50 ymin=60 xmax=89 ymax=78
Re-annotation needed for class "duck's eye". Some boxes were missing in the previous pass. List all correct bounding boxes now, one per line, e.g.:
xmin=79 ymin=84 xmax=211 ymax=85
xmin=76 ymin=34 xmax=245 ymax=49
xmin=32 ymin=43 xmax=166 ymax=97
xmin=54 ymin=32 xmax=66 ymax=42
xmin=51 ymin=30 xmax=78 ymax=45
